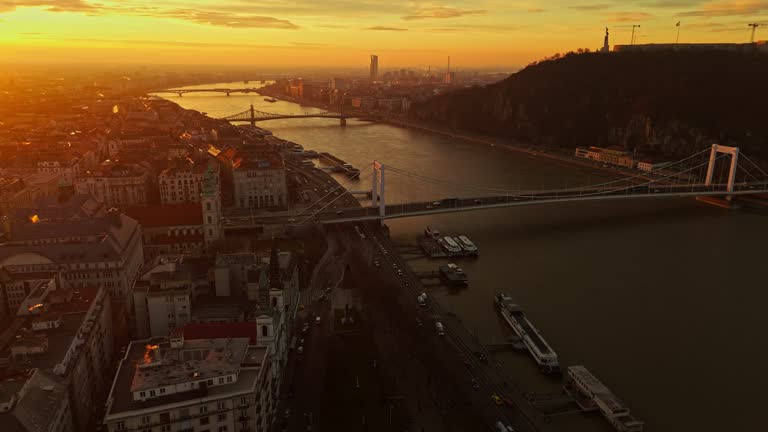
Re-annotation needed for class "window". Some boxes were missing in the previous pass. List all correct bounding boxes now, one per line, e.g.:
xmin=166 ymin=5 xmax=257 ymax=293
xmin=218 ymin=413 xmax=227 ymax=421
xmin=161 ymin=426 xmax=171 ymax=432
xmin=149 ymin=389 xmax=156 ymax=397
xmin=218 ymin=377 xmax=224 ymax=384
xmin=115 ymin=422 xmax=126 ymax=431
xmin=218 ymin=427 xmax=228 ymax=432
xmin=160 ymin=388 xmax=166 ymax=394
xmin=206 ymin=202 xmax=211 ymax=211
xmin=227 ymin=376 xmax=233 ymax=383
xmin=159 ymin=413 xmax=170 ymax=423
xmin=239 ymin=397 xmax=247 ymax=406
xmin=200 ymin=416 xmax=210 ymax=426
xmin=261 ymin=325 xmax=268 ymax=337
xmin=217 ymin=401 xmax=226 ymax=410
xmin=141 ymin=415 xmax=151 ymax=424
xmin=200 ymin=405 xmax=208 ymax=414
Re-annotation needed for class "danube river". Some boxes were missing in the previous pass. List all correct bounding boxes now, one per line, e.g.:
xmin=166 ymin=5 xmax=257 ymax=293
xmin=159 ymin=83 xmax=767 ymax=432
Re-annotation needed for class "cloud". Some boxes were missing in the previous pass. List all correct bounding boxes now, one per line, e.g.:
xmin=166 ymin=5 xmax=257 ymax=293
xmin=21 ymin=36 xmax=331 ymax=49
xmin=0 ymin=0 xmax=95 ymax=13
xmin=570 ymin=3 xmax=615 ymax=10
xmin=528 ymin=8 xmax=546 ymax=13
xmin=608 ymin=11 xmax=654 ymax=22
xmin=676 ymin=0 xmax=768 ymax=17
xmin=0 ymin=1 xmax=300 ymax=29
xmin=365 ymin=26 xmax=408 ymax=31
xmin=401 ymin=7 xmax=486 ymax=20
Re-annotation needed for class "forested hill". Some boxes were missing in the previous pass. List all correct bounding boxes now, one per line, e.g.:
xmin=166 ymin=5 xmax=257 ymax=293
xmin=410 ymin=50 xmax=768 ymax=161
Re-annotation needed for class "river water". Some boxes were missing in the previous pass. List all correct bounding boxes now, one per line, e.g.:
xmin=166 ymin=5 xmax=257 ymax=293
xmin=159 ymin=83 xmax=767 ymax=432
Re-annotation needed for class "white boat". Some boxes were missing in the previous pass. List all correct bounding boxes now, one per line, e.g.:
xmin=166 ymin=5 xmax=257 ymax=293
xmin=442 ymin=236 xmax=462 ymax=256
xmin=494 ymin=293 xmax=559 ymax=374
xmin=455 ymin=235 xmax=478 ymax=256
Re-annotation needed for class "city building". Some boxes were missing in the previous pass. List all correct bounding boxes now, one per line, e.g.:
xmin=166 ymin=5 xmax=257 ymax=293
xmin=0 ymin=269 xmax=58 ymax=318
xmin=576 ymin=146 xmax=635 ymax=169
xmin=0 ymin=286 xmax=114 ymax=432
xmin=125 ymin=203 xmax=206 ymax=260
xmin=75 ymin=160 xmax=151 ymax=208
xmin=158 ymin=158 xmax=218 ymax=205
xmin=0 ymin=194 xmax=144 ymax=303
xmin=103 ymin=333 xmax=276 ymax=432
xmin=233 ymin=157 xmax=287 ymax=210
xmin=107 ymin=128 xmax=169 ymax=159
xmin=637 ymin=160 xmax=673 ymax=172
xmin=132 ymin=255 xmax=212 ymax=339
xmin=370 ymin=54 xmax=379 ymax=82
xmin=36 ymin=154 xmax=82 ymax=185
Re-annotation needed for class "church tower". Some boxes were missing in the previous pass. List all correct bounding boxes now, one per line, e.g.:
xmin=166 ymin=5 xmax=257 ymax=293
xmin=201 ymin=164 xmax=223 ymax=246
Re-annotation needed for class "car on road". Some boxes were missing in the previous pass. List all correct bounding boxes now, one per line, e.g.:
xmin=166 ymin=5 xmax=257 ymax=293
xmin=491 ymin=394 xmax=503 ymax=406
xmin=301 ymin=323 xmax=309 ymax=333
xmin=298 ymin=304 xmax=305 ymax=310
xmin=318 ymin=293 xmax=326 ymax=301
xmin=474 ymin=199 xmax=482 ymax=204
xmin=287 ymin=218 xmax=296 ymax=223
xmin=284 ymin=409 xmax=291 ymax=419
xmin=373 ymin=260 xmax=380 ymax=268
xmin=471 ymin=379 xmax=480 ymax=389
xmin=396 ymin=270 xmax=403 ymax=276
xmin=335 ymin=210 xmax=344 ymax=215
xmin=297 ymin=346 xmax=304 ymax=354
xmin=426 ymin=204 xmax=433 ymax=209
xmin=315 ymin=316 xmax=321 ymax=325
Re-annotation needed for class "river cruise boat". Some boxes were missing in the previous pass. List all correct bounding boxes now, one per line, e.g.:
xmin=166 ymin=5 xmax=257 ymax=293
xmin=494 ymin=293 xmax=560 ymax=374
xmin=441 ymin=236 xmax=463 ymax=256
xmin=456 ymin=235 xmax=478 ymax=256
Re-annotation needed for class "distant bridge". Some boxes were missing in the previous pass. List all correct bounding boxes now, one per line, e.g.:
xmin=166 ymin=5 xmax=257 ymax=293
xmin=154 ymin=88 xmax=263 ymax=97
xmin=219 ymin=105 xmax=347 ymax=126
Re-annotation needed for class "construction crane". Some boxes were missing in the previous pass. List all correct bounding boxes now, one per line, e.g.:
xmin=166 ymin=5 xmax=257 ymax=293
xmin=612 ymin=25 xmax=641 ymax=45
xmin=748 ymin=23 xmax=761 ymax=43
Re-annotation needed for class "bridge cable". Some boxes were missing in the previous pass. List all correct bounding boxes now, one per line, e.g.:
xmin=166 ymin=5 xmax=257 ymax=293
xmin=382 ymin=147 xmax=713 ymax=195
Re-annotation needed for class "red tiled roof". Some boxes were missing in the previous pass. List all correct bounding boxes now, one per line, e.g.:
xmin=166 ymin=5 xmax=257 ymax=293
xmin=179 ymin=322 xmax=258 ymax=344
xmin=125 ymin=204 xmax=202 ymax=227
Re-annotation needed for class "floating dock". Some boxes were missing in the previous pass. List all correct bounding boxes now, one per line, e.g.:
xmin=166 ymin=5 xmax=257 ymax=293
xmin=564 ymin=365 xmax=644 ymax=432
xmin=319 ymin=152 xmax=360 ymax=179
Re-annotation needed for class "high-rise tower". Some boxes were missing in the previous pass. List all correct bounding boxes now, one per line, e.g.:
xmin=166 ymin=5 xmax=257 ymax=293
xmin=370 ymin=55 xmax=379 ymax=82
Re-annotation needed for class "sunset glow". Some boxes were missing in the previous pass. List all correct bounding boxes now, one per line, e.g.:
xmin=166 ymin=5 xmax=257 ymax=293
xmin=1 ymin=1 xmax=766 ymax=67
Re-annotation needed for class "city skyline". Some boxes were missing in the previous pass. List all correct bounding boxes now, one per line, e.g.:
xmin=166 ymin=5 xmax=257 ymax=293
xmin=1 ymin=0 xmax=766 ymax=67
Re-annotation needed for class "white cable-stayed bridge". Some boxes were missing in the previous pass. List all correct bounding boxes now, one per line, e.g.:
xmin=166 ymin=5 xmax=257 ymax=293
xmin=228 ymin=144 xmax=768 ymax=228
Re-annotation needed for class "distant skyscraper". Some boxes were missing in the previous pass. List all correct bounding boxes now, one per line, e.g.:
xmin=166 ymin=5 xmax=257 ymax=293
xmin=370 ymin=55 xmax=379 ymax=82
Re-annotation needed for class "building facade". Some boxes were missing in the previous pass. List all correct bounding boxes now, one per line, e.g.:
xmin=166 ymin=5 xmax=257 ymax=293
xmin=75 ymin=161 xmax=151 ymax=208
xmin=158 ymin=158 xmax=218 ymax=205
xmin=233 ymin=158 xmax=286 ymax=210
xmin=0 ymin=194 xmax=144 ymax=303
xmin=0 ymin=286 xmax=114 ymax=432
xmin=104 ymin=334 xmax=274 ymax=432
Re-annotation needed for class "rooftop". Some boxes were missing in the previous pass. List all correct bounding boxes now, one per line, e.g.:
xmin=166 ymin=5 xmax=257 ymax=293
xmin=130 ymin=337 xmax=249 ymax=393
xmin=107 ymin=336 xmax=262 ymax=418
xmin=125 ymin=203 xmax=202 ymax=228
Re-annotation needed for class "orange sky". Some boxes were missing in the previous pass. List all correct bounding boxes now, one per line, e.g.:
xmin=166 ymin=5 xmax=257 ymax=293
xmin=1 ymin=1 xmax=766 ymax=67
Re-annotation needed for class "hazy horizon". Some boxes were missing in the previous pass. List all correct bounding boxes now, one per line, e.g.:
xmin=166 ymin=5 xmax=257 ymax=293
xmin=1 ymin=1 xmax=766 ymax=68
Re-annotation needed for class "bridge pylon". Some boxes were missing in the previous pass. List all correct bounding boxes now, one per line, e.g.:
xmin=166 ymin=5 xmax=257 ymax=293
xmin=249 ymin=104 xmax=256 ymax=126
xmin=372 ymin=161 xmax=385 ymax=217
xmin=705 ymin=144 xmax=739 ymax=197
